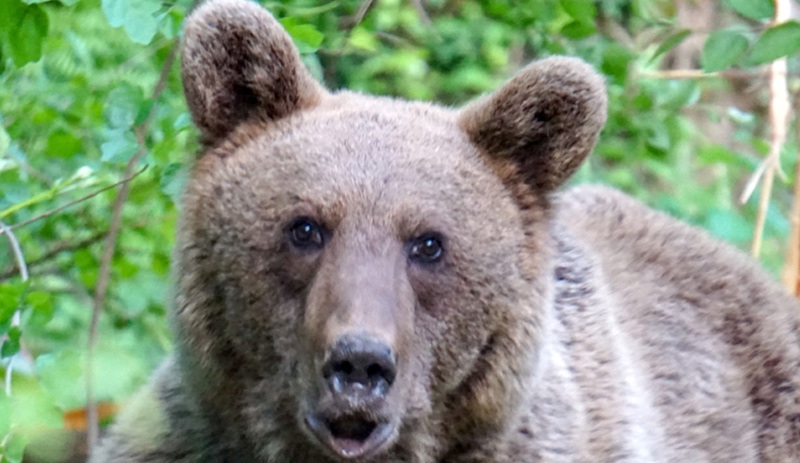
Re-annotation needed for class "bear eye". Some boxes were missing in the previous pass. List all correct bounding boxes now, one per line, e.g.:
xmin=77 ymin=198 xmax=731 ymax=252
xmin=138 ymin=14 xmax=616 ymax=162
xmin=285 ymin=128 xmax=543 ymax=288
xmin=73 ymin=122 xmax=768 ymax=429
xmin=409 ymin=233 xmax=445 ymax=264
xmin=289 ymin=217 xmax=325 ymax=250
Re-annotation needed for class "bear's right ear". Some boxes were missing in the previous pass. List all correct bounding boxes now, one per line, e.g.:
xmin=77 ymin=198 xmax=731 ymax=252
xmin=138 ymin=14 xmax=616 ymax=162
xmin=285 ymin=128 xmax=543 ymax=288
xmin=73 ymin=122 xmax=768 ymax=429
xmin=182 ymin=0 xmax=325 ymax=144
xmin=458 ymin=57 xmax=607 ymax=194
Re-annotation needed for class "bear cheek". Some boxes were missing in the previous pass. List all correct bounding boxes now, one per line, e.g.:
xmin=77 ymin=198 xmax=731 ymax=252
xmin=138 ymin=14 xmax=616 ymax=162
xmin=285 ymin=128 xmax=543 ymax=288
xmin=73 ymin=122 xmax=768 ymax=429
xmin=408 ymin=264 xmax=493 ymax=393
xmin=194 ymin=229 xmax=312 ymax=373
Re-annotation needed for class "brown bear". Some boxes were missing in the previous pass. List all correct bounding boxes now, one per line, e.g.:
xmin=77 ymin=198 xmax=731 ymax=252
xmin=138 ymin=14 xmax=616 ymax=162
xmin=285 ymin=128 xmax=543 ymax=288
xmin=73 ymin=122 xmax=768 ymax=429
xmin=91 ymin=0 xmax=800 ymax=461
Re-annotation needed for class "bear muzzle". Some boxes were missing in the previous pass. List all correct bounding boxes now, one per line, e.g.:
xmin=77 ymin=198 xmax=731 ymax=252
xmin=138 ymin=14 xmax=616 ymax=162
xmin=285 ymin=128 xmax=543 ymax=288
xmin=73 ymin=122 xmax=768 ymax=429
xmin=305 ymin=335 xmax=399 ymax=459
xmin=323 ymin=336 xmax=397 ymax=399
xmin=304 ymin=411 xmax=396 ymax=460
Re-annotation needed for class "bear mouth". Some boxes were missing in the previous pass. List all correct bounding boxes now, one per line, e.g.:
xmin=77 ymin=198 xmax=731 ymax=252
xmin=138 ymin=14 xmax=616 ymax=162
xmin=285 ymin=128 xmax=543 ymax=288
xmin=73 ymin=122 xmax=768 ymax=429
xmin=305 ymin=412 xmax=394 ymax=459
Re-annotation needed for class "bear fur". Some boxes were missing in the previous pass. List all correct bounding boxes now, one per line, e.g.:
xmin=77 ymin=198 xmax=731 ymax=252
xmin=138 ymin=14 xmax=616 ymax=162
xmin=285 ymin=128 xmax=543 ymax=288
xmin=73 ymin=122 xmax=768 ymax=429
xmin=91 ymin=0 xmax=800 ymax=461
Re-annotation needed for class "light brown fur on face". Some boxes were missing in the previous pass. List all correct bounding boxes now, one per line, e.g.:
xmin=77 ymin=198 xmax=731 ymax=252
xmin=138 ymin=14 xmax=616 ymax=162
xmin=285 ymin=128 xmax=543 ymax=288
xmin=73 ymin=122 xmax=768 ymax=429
xmin=92 ymin=0 xmax=800 ymax=462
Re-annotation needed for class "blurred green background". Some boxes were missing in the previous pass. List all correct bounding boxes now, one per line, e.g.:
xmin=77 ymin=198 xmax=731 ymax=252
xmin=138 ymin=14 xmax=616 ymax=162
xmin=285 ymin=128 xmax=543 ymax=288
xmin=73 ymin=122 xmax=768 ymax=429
xmin=0 ymin=0 xmax=796 ymax=461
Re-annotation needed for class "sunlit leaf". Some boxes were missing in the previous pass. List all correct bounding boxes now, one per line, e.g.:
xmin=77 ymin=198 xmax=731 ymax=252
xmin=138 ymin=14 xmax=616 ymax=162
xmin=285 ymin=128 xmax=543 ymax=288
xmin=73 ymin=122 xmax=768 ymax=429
xmin=7 ymin=4 xmax=49 ymax=67
xmin=101 ymin=0 xmax=160 ymax=44
xmin=561 ymin=0 xmax=597 ymax=22
xmin=561 ymin=20 xmax=596 ymax=39
xmin=279 ymin=18 xmax=324 ymax=54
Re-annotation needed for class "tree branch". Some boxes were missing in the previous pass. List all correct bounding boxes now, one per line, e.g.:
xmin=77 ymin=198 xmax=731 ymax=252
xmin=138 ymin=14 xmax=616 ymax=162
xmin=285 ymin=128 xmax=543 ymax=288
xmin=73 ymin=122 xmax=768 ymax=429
xmin=782 ymin=95 xmax=800 ymax=294
xmin=339 ymin=0 xmax=375 ymax=29
xmin=86 ymin=39 xmax=180 ymax=453
xmin=637 ymin=68 xmax=776 ymax=80
xmin=0 ymin=165 xmax=147 ymax=237
xmin=0 ymin=232 xmax=106 ymax=281
xmin=749 ymin=0 xmax=790 ymax=259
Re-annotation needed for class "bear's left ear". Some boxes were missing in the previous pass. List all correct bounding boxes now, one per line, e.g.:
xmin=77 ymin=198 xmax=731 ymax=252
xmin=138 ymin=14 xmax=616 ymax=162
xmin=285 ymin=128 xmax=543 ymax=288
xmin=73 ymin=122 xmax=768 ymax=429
xmin=181 ymin=0 xmax=326 ymax=144
xmin=458 ymin=57 xmax=607 ymax=193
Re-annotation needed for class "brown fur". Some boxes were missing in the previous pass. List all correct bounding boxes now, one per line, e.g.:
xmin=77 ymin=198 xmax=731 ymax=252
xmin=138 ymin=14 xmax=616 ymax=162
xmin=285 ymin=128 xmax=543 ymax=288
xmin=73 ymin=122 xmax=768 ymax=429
xmin=92 ymin=0 xmax=800 ymax=461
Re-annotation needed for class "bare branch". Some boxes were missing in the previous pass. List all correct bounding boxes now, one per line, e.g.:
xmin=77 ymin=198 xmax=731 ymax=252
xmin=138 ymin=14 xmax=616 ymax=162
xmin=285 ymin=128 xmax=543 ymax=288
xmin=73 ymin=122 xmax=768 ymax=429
xmin=0 ymin=232 xmax=106 ymax=281
xmin=339 ymin=0 xmax=375 ymax=30
xmin=86 ymin=38 xmax=181 ymax=453
xmin=637 ymin=68 xmax=800 ymax=81
xmin=782 ymin=95 xmax=800 ymax=294
xmin=749 ymin=0 xmax=791 ymax=259
xmin=410 ymin=0 xmax=431 ymax=26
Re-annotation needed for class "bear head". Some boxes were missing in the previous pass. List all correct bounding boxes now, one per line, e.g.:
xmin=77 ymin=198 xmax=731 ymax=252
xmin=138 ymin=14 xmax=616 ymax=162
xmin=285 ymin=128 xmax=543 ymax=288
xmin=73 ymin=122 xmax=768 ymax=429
xmin=175 ymin=0 xmax=606 ymax=460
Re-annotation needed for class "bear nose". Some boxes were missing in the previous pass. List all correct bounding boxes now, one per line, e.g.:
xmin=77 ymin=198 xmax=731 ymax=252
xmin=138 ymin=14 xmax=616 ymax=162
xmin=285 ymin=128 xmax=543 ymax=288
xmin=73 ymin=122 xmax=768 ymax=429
xmin=322 ymin=336 xmax=397 ymax=399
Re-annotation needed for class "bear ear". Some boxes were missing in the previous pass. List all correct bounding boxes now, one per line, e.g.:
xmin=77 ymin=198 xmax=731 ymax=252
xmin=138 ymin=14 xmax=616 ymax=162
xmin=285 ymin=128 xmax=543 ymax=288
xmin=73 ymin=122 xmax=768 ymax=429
xmin=181 ymin=0 xmax=326 ymax=143
xmin=458 ymin=57 xmax=607 ymax=193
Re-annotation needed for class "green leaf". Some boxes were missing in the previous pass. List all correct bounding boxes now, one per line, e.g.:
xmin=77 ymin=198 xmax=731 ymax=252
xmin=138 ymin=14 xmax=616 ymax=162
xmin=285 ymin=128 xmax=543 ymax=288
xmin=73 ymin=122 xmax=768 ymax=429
xmin=561 ymin=0 xmax=596 ymax=22
xmin=7 ymin=4 xmax=49 ymax=67
xmin=701 ymin=30 xmax=748 ymax=72
xmin=105 ymin=84 xmax=145 ymax=128
xmin=101 ymin=0 xmax=160 ymax=45
xmin=26 ymin=291 xmax=53 ymax=316
xmin=601 ymin=44 xmax=634 ymax=83
xmin=650 ymin=29 xmax=690 ymax=63
xmin=560 ymin=20 xmax=596 ymax=39
xmin=0 ymin=0 xmax=25 ymax=34
xmin=1 ymin=432 xmax=27 ymax=463
xmin=101 ymin=127 xmax=138 ymax=163
xmin=1 ymin=326 xmax=21 ymax=358
xmin=173 ymin=113 xmax=192 ymax=131
xmin=746 ymin=21 xmax=800 ymax=66
xmin=349 ymin=28 xmax=379 ymax=52
xmin=279 ymin=18 xmax=324 ymax=54
xmin=45 ymin=129 xmax=82 ymax=159
xmin=722 ymin=0 xmax=774 ymax=20
xmin=0 ymin=283 xmax=24 ymax=328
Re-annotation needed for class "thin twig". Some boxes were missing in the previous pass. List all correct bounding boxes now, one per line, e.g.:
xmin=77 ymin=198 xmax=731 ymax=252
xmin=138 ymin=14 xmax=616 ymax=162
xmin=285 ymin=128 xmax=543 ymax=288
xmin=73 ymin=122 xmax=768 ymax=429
xmin=782 ymin=95 xmax=800 ymax=294
xmin=410 ymin=0 xmax=431 ymax=26
xmin=0 ymin=232 xmax=106 ymax=281
xmin=0 ymin=165 xmax=147 ymax=237
xmin=1 ymin=220 xmax=28 ymax=397
xmin=339 ymin=0 xmax=375 ymax=30
xmin=749 ymin=0 xmax=790 ymax=259
xmin=86 ymin=39 xmax=180 ymax=454
xmin=751 ymin=158 xmax=778 ymax=257
xmin=638 ymin=69 xmax=779 ymax=80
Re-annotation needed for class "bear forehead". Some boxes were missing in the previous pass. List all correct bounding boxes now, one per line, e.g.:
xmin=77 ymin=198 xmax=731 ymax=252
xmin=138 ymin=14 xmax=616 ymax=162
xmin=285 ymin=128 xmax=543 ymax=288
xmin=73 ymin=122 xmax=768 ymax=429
xmin=192 ymin=93 xmax=519 ymax=228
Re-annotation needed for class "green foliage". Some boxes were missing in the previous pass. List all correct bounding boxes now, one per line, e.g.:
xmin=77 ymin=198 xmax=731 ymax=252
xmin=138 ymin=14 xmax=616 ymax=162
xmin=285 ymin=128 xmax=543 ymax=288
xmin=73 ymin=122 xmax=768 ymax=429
xmin=722 ymin=0 xmax=774 ymax=20
xmin=747 ymin=21 xmax=800 ymax=66
xmin=0 ymin=0 xmax=796 ymax=460
xmin=101 ymin=0 xmax=161 ymax=44
xmin=702 ymin=29 xmax=748 ymax=72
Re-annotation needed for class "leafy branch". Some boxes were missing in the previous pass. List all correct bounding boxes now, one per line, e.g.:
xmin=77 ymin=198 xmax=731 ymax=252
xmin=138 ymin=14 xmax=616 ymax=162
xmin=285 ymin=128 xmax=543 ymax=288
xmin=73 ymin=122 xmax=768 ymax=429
xmin=85 ymin=36 xmax=181 ymax=454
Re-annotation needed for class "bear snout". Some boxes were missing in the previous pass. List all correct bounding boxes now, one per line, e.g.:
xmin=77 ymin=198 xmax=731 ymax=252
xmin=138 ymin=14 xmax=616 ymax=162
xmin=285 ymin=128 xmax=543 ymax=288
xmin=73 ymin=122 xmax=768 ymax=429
xmin=323 ymin=335 xmax=397 ymax=401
